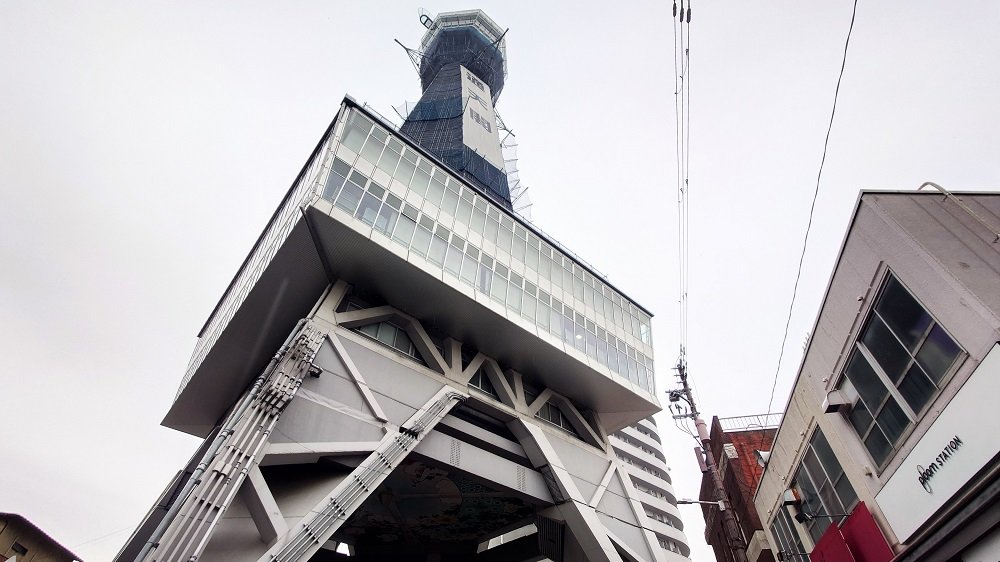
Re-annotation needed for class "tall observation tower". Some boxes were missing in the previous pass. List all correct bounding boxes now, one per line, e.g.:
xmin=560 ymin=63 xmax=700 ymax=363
xmin=117 ymin=10 xmax=691 ymax=562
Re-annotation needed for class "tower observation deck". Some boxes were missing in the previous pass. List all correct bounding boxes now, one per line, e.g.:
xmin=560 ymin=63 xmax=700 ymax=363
xmin=117 ymin=9 xmax=691 ymax=562
xmin=401 ymin=10 xmax=512 ymax=209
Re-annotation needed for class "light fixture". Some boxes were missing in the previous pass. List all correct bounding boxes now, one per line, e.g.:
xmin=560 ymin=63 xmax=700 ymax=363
xmin=794 ymin=509 xmax=851 ymax=523
xmin=754 ymin=449 xmax=771 ymax=468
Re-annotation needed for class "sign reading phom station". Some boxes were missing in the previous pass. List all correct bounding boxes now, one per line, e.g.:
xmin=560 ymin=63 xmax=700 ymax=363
xmin=876 ymin=343 xmax=1000 ymax=542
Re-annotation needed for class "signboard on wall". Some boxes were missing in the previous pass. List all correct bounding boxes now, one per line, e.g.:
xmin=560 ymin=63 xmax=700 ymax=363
xmin=876 ymin=343 xmax=1000 ymax=542
xmin=459 ymin=65 xmax=504 ymax=170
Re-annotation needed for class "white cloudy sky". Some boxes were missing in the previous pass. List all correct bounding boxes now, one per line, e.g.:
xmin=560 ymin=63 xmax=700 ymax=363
xmin=1 ymin=1 xmax=998 ymax=561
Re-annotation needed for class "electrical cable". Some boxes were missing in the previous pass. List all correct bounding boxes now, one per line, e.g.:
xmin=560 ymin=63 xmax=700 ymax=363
xmin=765 ymin=0 xmax=859 ymax=414
xmin=71 ymin=525 xmax=134 ymax=548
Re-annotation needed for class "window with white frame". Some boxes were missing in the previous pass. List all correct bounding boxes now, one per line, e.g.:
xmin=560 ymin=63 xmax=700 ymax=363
xmin=836 ymin=274 xmax=962 ymax=467
xmin=770 ymin=508 xmax=807 ymax=562
xmin=792 ymin=427 xmax=858 ymax=543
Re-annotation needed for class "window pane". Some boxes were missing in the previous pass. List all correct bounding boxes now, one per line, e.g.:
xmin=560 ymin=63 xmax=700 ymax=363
xmin=862 ymin=315 xmax=912 ymax=382
xmin=916 ymin=325 xmax=960 ymax=383
xmin=485 ymin=216 xmax=499 ymax=242
xmin=898 ymin=364 xmax=936 ymax=413
xmin=428 ymin=235 xmax=448 ymax=265
xmin=335 ymin=181 xmax=364 ymax=214
xmin=522 ymin=295 xmax=536 ymax=322
xmin=865 ymin=427 xmax=892 ymax=465
xmin=355 ymin=193 xmax=381 ymax=226
xmin=374 ymin=205 xmax=398 ymax=235
xmin=342 ymin=112 xmax=372 ymax=152
xmin=411 ymin=168 xmax=430 ymax=197
xmin=360 ymin=135 xmax=384 ymax=164
xmin=470 ymin=207 xmax=486 ymax=234
xmin=508 ymin=282 xmax=522 ymax=313
xmin=376 ymin=323 xmax=395 ymax=345
xmin=392 ymin=215 xmax=416 ymax=246
xmin=394 ymin=155 xmax=416 ymax=184
xmin=811 ymin=433 xmax=841 ymax=483
xmin=834 ymin=475 xmax=857 ymax=511
xmin=875 ymin=398 xmax=908 ymax=445
xmin=876 ymin=278 xmax=932 ymax=351
xmin=323 ymin=170 xmax=348 ymax=201
xmin=411 ymin=226 xmax=432 ymax=256
xmin=844 ymin=352 xmax=888 ymax=411
xmin=460 ymin=254 xmax=478 ymax=285
xmin=490 ymin=272 xmax=507 ymax=302
xmin=477 ymin=263 xmax=492 ymax=294
xmin=377 ymin=148 xmax=400 ymax=175
xmin=456 ymin=198 xmax=473 ymax=224
xmin=427 ymin=178 xmax=445 ymax=207
xmin=442 ymin=188 xmax=459 ymax=215
xmin=498 ymin=226 xmax=513 ymax=253
xmin=848 ymin=401 xmax=874 ymax=437
xmin=445 ymin=245 xmax=463 ymax=276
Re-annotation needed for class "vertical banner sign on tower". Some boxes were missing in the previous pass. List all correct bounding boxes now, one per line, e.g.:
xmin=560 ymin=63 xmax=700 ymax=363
xmin=459 ymin=65 xmax=504 ymax=170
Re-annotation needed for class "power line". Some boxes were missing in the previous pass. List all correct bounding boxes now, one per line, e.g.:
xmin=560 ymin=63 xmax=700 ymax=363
xmin=766 ymin=0 xmax=859 ymax=414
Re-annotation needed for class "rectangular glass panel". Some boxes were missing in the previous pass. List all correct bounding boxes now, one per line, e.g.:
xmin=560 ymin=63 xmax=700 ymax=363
xmin=428 ymin=235 xmax=448 ymax=265
xmin=355 ymin=193 xmax=381 ymax=226
xmin=411 ymin=226 xmax=432 ymax=256
xmin=916 ymin=324 xmax=960 ymax=383
xmin=445 ymin=246 xmax=463 ymax=276
xmin=377 ymin=147 xmax=400 ymax=175
xmin=477 ymin=262 xmax=492 ymax=294
xmin=392 ymin=215 xmax=416 ymax=246
xmin=342 ymin=112 xmax=372 ymax=152
xmin=360 ymin=135 xmax=384 ymax=164
xmin=374 ymin=205 xmax=398 ymax=235
xmin=335 ymin=181 xmax=364 ymax=214
xmin=862 ymin=315 xmax=911 ymax=382
xmin=410 ymin=168 xmax=431 ymax=196
xmin=427 ymin=177 xmax=445 ymax=207
xmin=876 ymin=278 xmax=932 ymax=351
xmin=898 ymin=364 xmax=935 ymax=413
xmin=394 ymin=153 xmax=416 ymax=184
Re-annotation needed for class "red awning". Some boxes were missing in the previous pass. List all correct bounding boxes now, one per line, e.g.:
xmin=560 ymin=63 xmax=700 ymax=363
xmin=841 ymin=502 xmax=894 ymax=562
xmin=809 ymin=502 xmax=893 ymax=562
xmin=811 ymin=523 xmax=856 ymax=562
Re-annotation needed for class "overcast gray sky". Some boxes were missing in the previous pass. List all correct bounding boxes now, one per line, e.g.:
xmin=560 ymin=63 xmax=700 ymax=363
xmin=2 ymin=1 xmax=999 ymax=560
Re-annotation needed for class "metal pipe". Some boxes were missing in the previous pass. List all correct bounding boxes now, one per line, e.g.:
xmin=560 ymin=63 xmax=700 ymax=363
xmin=134 ymin=319 xmax=307 ymax=562
xmin=918 ymin=181 xmax=1000 ymax=242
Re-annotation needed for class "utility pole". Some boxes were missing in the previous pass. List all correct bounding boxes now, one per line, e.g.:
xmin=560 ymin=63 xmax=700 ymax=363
xmin=669 ymin=357 xmax=750 ymax=562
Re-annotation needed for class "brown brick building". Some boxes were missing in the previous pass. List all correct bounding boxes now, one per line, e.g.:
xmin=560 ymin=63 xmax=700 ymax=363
xmin=698 ymin=415 xmax=779 ymax=562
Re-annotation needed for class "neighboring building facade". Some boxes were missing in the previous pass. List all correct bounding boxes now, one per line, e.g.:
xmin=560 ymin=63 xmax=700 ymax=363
xmin=116 ymin=10 xmax=691 ymax=562
xmin=754 ymin=191 xmax=1000 ymax=561
xmin=0 ymin=513 xmax=81 ymax=562
xmin=698 ymin=415 xmax=779 ymax=562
